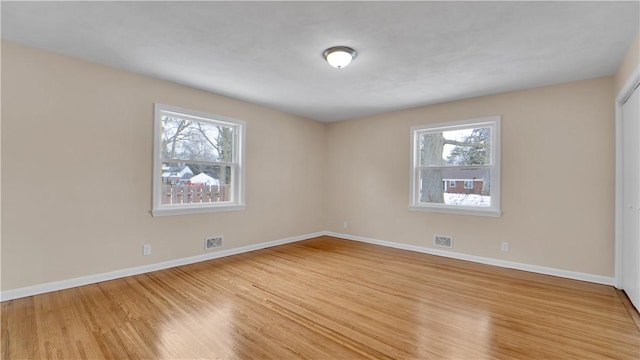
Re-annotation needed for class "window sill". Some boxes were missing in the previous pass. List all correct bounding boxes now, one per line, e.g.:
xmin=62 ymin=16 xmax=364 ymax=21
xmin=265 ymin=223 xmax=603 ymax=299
xmin=152 ymin=203 xmax=246 ymax=217
xmin=408 ymin=204 xmax=501 ymax=217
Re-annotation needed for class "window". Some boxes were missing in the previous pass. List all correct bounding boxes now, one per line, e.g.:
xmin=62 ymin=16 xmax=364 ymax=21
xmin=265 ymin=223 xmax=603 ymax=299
xmin=409 ymin=116 xmax=501 ymax=217
xmin=464 ymin=180 xmax=474 ymax=190
xmin=152 ymin=104 xmax=245 ymax=216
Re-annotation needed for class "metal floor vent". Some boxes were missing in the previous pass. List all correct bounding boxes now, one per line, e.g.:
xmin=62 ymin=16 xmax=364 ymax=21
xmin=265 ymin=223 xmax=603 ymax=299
xmin=205 ymin=236 xmax=223 ymax=250
xmin=434 ymin=235 xmax=452 ymax=248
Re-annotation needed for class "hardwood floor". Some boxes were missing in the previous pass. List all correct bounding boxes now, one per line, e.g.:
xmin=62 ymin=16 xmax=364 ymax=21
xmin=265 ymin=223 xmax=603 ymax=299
xmin=2 ymin=236 xmax=639 ymax=359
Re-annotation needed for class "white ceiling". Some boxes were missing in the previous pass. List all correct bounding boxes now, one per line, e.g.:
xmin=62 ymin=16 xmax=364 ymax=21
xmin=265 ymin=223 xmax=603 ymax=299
xmin=2 ymin=1 xmax=638 ymax=122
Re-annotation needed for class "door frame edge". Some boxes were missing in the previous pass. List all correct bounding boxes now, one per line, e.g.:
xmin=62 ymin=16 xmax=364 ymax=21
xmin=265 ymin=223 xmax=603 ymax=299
xmin=615 ymin=64 xmax=640 ymax=289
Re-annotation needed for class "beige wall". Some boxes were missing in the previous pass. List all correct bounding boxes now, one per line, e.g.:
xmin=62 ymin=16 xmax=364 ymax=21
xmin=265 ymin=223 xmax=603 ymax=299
xmin=1 ymin=37 xmax=625 ymax=292
xmin=615 ymin=32 xmax=640 ymax=95
xmin=326 ymin=77 xmax=615 ymax=276
xmin=1 ymin=41 xmax=326 ymax=290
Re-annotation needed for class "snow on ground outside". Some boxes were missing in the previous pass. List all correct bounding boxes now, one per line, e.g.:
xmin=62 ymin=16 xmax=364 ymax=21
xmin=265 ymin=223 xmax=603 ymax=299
xmin=444 ymin=193 xmax=491 ymax=207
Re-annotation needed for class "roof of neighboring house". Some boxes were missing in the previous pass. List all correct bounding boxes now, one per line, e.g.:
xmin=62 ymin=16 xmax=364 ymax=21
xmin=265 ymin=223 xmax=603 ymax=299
xmin=162 ymin=165 xmax=194 ymax=178
xmin=442 ymin=168 xmax=485 ymax=180
xmin=190 ymin=173 xmax=220 ymax=185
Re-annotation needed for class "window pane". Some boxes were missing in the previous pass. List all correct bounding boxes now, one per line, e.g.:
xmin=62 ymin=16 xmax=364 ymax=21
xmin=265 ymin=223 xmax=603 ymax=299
xmin=410 ymin=117 xmax=499 ymax=216
xmin=162 ymin=116 xmax=234 ymax=162
xmin=153 ymin=104 xmax=246 ymax=216
xmin=161 ymin=162 xmax=232 ymax=204
xmin=420 ymin=127 xmax=491 ymax=166
xmin=419 ymin=168 xmax=491 ymax=207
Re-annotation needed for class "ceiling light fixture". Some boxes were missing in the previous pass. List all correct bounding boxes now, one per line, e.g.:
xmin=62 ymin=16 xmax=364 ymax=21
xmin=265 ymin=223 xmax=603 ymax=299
xmin=323 ymin=46 xmax=357 ymax=69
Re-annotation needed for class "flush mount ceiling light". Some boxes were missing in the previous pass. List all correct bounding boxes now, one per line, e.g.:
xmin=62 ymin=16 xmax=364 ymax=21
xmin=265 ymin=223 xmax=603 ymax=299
xmin=323 ymin=46 xmax=357 ymax=69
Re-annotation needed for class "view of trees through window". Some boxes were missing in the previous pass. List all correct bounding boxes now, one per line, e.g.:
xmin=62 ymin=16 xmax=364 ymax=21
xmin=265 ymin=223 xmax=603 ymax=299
xmin=161 ymin=116 xmax=235 ymax=186
xmin=444 ymin=128 xmax=490 ymax=166
xmin=419 ymin=126 xmax=492 ymax=205
xmin=153 ymin=104 xmax=245 ymax=215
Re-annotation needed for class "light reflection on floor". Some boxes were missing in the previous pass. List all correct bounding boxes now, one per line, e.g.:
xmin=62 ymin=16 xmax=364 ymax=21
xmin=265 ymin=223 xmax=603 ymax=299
xmin=158 ymin=300 xmax=236 ymax=358
xmin=416 ymin=300 xmax=492 ymax=359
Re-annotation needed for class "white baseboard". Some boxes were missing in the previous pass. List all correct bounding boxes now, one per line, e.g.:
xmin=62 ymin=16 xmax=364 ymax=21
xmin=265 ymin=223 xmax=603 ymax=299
xmin=1 ymin=230 xmax=615 ymax=301
xmin=0 ymin=231 xmax=325 ymax=302
xmin=324 ymin=231 xmax=615 ymax=286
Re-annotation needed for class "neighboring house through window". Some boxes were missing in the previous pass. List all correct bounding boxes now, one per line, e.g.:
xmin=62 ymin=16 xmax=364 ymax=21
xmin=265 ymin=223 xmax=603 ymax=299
xmin=409 ymin=116 xmax=501 ymax=216
xmin=152 ymin=103 xmax=245 ymax=216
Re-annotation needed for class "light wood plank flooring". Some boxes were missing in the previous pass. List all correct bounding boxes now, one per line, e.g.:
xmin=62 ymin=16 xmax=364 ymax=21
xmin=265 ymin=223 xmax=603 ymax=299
xmin=2 ymin=236 xmax=639 ymax=359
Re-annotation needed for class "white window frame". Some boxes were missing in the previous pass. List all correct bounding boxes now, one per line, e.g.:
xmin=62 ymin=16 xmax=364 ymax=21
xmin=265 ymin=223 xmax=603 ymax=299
xmin=409 ymin=116 xmax=501 ymax=217
xmin=464 ymin=180 xmax=474 ymax=190
xmin=152 ymin=103 xmax=246 ymax=216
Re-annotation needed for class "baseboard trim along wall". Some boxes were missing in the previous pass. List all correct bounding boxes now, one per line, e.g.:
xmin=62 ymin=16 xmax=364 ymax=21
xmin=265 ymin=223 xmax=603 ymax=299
xmin=0 ymin=232 xmax=325 ymax=302
xmin=1 ymin=231 xmax=615 ymax=301
xmin=325 ymin=231 xmax=616 ymax=286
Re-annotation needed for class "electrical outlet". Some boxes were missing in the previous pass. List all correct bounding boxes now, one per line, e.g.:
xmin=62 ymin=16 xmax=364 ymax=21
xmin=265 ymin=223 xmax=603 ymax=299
xmin=143 ymin=244 xmax=152 ymax=256
xmin=205 ymin=236 xmax=223 ymax=250
xmin=343 ymin=221 xmax=348 ymax=228
xmin=501 ymin=242 xmax=509 ymax=252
